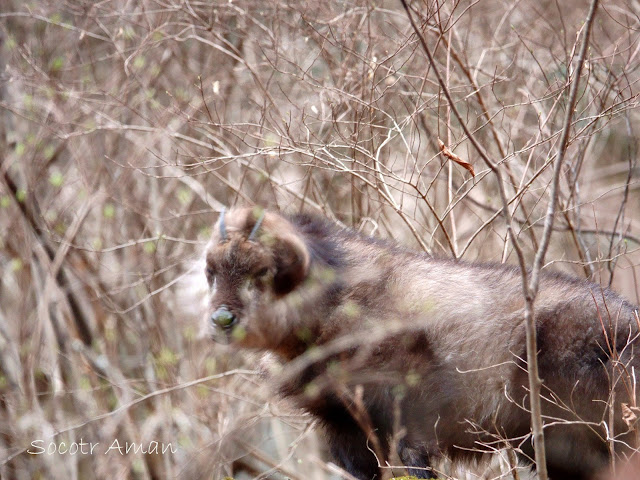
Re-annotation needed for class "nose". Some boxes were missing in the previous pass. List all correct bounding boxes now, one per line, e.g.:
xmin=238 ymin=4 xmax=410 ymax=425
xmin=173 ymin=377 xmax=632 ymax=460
xmin=211 ymin=306 xmax=237 ymax=329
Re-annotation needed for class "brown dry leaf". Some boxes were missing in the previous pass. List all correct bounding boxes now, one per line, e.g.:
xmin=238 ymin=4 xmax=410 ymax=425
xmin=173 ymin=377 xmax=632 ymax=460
xmin=438 ymin=138 xmax=475 ymax=177
xmin=621 ymin=403 xmax=640 ymax=430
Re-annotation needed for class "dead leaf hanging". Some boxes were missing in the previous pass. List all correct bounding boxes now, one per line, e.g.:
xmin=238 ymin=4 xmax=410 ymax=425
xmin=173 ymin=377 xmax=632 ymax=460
xmin=622 ymin=403 xmax=640 ymax=430
xmin=438 ymin=138 xmax=475 ymax=177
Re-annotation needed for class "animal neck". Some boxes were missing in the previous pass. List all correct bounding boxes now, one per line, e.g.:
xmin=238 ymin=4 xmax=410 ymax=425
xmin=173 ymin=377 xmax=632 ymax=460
xmin=270 ymin=263 xmax=344 ymax=361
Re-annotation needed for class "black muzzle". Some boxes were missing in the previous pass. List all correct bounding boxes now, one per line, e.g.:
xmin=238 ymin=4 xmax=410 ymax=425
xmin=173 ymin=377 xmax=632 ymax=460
xmin=210 ymin=305 xmax=237 ymax=330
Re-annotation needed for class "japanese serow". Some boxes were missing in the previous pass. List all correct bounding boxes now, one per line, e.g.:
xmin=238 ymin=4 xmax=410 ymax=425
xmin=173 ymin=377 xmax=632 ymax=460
xmin=203 ymin=207 xmax=640 ymax=480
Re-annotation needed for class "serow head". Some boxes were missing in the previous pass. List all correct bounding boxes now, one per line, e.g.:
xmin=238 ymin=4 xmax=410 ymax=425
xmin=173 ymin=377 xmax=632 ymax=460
xmin=204 ymin=207 xmax=310 ymax=346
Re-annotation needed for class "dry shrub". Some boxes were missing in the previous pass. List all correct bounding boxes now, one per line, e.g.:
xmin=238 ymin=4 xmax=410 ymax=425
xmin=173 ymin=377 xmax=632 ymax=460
xmin=0 ymin=0 xmax=638 ymax=478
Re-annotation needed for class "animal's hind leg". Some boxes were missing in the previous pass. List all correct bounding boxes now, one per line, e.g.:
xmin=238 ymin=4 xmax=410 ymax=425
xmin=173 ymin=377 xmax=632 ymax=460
xmin=525 ymin=425 xmax=610 ymax=480
xmin=397 ymin=437 xmax=437 ymax=479
xmin=545 ymin=464 xmax=594 ymax=480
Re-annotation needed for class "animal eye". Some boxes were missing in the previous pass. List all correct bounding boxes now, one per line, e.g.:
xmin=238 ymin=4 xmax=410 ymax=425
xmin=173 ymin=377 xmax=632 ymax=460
xmin=205 ymin=265 xmax=216 ymax=280
xmin=255 ymin=267 xmax=269 ymax=278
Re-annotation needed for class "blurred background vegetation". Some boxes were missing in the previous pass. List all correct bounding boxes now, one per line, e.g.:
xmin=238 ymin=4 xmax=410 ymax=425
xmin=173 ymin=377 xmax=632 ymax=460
xmin=0 ymin=0 xmax=638 ymax=478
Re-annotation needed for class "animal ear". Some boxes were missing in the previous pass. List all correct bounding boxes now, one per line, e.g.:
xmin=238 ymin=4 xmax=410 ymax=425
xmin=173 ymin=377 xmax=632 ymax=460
xmin=273 ymin=233 xmax=310 ymax=296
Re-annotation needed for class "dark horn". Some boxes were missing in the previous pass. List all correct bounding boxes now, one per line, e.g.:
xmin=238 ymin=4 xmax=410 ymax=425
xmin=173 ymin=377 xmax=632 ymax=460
xmin=248 ymin=210 xmax=265 ymax=241
xmin=219 ymin=208 xmax=228 ymax=241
